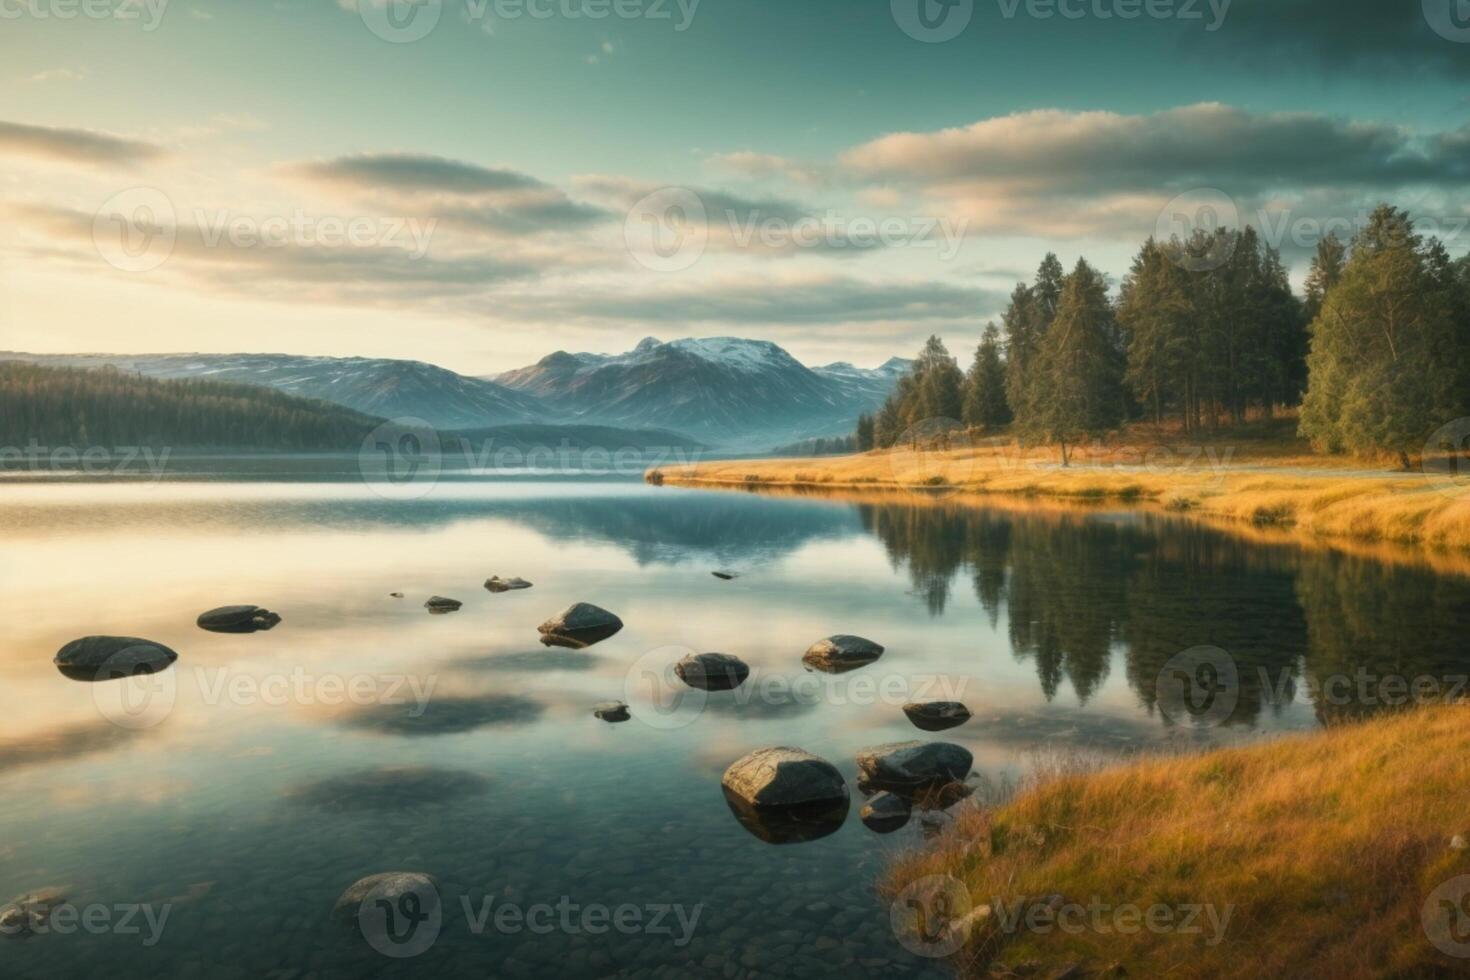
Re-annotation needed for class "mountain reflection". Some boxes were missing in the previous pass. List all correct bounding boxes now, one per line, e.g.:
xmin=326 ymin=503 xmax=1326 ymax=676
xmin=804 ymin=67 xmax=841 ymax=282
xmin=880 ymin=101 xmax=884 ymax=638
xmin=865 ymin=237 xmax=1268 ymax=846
xmin=857 ymin=501 xmax=1470 ymax=725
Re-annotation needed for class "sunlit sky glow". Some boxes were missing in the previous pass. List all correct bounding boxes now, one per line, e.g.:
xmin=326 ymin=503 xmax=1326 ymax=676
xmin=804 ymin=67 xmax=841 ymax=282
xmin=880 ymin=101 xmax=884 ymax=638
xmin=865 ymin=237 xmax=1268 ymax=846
xmin=2 ymin=0 xmax=1467 ymax=374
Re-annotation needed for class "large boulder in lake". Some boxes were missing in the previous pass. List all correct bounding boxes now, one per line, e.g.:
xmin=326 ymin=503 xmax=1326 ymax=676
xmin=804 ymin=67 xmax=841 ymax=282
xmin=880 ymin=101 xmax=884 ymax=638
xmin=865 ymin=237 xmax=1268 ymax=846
xmin=902 ymin=701 xmax=972 ymax=732
xmin=333 ymin=872 xmax=439 ymax=923
xmin=54 ymin=636 xmax=178 ymax=681
xmin=722 ymin=747 xmax=847 ymax=808
xmin=802 ymin=635 xmax=883 ymax=674
xmin=722 ymin=788 xmax=849 ymax=845
xmin=856 ymin=741 xmax=973 ymax=793
xmin=484 ymin=576 xmax=533 ymax=594
xmin=538 ymin=603 xmax=623 ymax=648
xmin=424 ymin=596 xmax=463 ymax=614
xmin=675 ymin=652 xmax=750 ymax=691
xmin=197 ymin=605 xmax=281 ymax=634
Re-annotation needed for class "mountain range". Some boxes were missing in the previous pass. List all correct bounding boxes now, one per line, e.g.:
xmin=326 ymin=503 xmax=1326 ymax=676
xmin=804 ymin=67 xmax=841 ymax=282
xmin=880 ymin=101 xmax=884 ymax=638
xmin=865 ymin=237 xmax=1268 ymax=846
xmin=2 ymin=337 xmax=909 ymax=449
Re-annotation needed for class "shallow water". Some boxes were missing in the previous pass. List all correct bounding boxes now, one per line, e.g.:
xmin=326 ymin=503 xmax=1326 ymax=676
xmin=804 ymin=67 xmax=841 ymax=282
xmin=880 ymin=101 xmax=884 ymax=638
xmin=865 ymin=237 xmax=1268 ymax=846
xmin=1 ymin=470 xmax=1467 ymax=978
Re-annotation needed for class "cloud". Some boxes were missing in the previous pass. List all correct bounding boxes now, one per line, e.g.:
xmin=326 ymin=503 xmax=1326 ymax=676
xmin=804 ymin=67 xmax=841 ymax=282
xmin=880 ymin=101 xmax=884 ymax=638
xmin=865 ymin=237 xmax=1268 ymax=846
xmin=578 ymin=175 xmax=893 ymax=257
xmin=0 ymin=119 xmax=165 ymax=166
xmin=705 ymin=151 xmax=832 ymax=187
xmin=282 ymin=152 xmax=612 ymax=233
xmin=7 ymin=201 xmax=539 ymax=304
xmin=28 ymin=68 xmax=87 ymax=83
xmin=837 ymin=104 xmax=1470 ymax=240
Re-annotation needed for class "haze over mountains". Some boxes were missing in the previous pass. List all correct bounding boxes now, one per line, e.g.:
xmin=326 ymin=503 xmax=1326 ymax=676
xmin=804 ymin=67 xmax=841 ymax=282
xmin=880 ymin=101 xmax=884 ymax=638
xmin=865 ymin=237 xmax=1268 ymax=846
xmin=5 ymin=337 xmax=907 ymax=449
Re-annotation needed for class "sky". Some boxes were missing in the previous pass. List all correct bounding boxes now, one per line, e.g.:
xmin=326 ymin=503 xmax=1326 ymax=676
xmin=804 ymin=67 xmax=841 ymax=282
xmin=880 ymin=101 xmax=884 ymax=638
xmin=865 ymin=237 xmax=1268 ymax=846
xmin=2 ymin=0 xmax=1468 ymax=375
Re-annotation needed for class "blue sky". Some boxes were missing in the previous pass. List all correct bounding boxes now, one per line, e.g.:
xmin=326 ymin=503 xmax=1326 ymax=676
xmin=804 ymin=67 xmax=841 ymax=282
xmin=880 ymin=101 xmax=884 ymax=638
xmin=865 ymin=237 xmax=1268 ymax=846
xmin=3 ymin=0 xmax=1468 ymax=373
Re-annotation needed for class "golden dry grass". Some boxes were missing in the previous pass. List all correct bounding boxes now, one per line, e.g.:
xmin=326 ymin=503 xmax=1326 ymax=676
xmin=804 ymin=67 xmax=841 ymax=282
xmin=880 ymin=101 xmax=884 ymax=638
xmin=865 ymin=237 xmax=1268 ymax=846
xmin=651 ymin=427 xmax=1470 ymax=554
xmin=884 ymin=706 xmax=1470 ymax=979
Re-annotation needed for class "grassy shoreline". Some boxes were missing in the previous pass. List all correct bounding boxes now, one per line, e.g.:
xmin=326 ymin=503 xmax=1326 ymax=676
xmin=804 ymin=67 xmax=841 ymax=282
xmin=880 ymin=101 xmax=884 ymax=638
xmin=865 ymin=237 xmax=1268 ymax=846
xmin=649 ymin=428 xmax=1470 ymax=554
xmin=882 ymin=705 xmax=1470 ymax=979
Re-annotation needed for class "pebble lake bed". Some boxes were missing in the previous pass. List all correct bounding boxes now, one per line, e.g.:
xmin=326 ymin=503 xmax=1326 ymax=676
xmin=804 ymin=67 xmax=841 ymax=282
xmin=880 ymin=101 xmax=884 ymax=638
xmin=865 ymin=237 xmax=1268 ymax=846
xmin=2 ymin=464 xmax=1467 ymax=978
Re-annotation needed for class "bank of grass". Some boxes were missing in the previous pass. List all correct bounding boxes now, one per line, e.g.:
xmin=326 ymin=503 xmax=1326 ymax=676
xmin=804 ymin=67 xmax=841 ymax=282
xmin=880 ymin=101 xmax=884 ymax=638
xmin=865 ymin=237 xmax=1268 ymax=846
xmin=885 ymin=705 xmax=1470 ymax=979
xmin=651 ymin=422 xmax=1470 ymax=553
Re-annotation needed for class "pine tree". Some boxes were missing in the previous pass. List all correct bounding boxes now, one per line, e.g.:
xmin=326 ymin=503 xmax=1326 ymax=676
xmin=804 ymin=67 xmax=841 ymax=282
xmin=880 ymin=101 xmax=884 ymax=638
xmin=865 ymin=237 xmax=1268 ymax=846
xmin=1299 ymin=206 xmax=1461 ymax=467
xmin=1016 ymin=258 xmax=1124 ymax=464
xmin=855 ymin=413 xmax=875 ymax=451
xmin=963 ymin=323 xmax=1011 ymax=430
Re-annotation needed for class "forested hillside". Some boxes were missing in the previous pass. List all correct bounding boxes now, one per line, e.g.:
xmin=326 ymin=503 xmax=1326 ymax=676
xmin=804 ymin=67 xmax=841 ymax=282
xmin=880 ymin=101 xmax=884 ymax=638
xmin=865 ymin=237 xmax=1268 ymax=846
xmin=0 ymin=361 xmax=381 ymax=450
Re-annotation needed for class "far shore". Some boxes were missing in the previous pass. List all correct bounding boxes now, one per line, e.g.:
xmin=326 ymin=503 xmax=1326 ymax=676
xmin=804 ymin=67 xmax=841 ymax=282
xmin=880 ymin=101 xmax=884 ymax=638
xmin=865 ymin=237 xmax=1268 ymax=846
xmin=649 ymin=423 xmax=1470 ymax=555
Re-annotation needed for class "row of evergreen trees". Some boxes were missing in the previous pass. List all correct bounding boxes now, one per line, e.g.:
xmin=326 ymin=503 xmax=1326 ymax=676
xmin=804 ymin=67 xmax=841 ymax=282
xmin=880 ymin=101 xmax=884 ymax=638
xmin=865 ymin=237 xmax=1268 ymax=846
xmin=0 ymin=362 xmax=381 ymax=450
xmin=856 ymin=206 xmax=1470 ymax=465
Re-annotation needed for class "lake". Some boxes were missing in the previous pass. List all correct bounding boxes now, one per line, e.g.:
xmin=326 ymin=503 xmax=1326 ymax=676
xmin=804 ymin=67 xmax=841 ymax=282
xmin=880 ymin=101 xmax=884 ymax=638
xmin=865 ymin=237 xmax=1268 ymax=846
xmin=2 ymin=466 xmax=1468 ymax=978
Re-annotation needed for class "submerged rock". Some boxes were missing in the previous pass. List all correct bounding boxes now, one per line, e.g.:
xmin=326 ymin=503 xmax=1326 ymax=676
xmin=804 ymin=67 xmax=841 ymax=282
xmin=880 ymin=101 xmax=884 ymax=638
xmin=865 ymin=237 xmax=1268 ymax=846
xmin=538 ymin=603 xmax=623 ymax=648
xmin=712 ymin=571 xmax=738 ymax=581
xmin=802 ymin=635 xmax=884 ymax=674
xmin=333 ymin=872 xmax=439 ymax=922
xmin=196 ymin=605 xmax=281 ymax=634
xmin=389 ymin=592 xmax=405 ymax=599
xmin=675 ymin=652 xmax=751 ymax=691
xmin=484 ymin=576 xmax=533 ymax=594
xmin=0 ymin=888 xmax=66 ymax=940
xmin=593 ymin=701 xmax=631 ymax=723
xmin=855 ymin=741 xmax=973 ymax=793
xmin=424 ymin=596 xmax=463 ymax=614
xmin=53 ymin=636 xmax=178 ymax=681
xmin=902 ymin=701 xmax=972 ymax=732
xmin=860 ymin=791 xmax=911 ymax=834
xmin=721 ymin=746 xmax=847 ymax=808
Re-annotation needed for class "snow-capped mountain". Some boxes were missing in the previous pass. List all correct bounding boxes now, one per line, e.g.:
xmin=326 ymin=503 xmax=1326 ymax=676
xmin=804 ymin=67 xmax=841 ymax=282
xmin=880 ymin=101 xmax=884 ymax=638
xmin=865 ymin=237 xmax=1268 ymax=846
xmin=6 ymin=337 xmax=907 ymax=448
xmin=496 ymin=337 xmax=905 ymax=447
xmin=2 ymin=352 xmax=551 ymax=430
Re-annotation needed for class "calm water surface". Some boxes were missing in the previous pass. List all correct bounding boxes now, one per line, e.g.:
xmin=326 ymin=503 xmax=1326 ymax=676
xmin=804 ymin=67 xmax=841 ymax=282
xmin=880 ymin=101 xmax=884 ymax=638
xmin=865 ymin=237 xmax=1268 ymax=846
xmin=2 ymin=467 xmax=1467 ymax=978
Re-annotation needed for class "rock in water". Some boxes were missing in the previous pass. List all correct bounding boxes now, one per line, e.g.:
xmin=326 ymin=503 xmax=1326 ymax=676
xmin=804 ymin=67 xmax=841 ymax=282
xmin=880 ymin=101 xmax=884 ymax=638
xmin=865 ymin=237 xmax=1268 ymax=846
xmin=802 ymin=635 xmax=884 ymax=674
xmin=538 ymin=603 xmax=623 ymax=648
xmin=712 ymin=571 xmax=738 ymax=581
xmin=593 ymin=701 xmax=631 ymax=722
xmin=856 ymin=741 xmax=973 ymax=793
xmin=389 ymin=592 xmax=405 ymax=599
xmin=0 ymin=888 xmax=66 ymax=940
xmin=675 ymin=652 xmax=751 ymax=691
xmin=53 ymin=636 xmax=178 ymax=681
xmin=722 ymin=788 xmax=849 ymax=845
xmin=721 ymin=747 xmax=847 ymax=808
xmin=902 ymin=701 xmax=972 ymax=732
xmin=333 ymin=872 xmax=440 ymax=922
xmin=424 ymin=596 xmax=463 ymax=614
xmin=196 ymin=605 xmax=281 ymax=634
xmin=860 ymin=791 xmax=911 ymax=833
xmin=484 ymin=576 xmax=533 ymax=593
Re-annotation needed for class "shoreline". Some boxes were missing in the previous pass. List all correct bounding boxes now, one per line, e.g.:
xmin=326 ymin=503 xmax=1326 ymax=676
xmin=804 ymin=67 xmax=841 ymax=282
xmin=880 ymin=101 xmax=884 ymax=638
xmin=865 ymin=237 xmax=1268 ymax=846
xmin=648 ymin=443 xmax=1470 ymax=556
